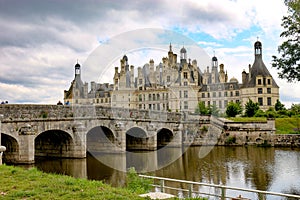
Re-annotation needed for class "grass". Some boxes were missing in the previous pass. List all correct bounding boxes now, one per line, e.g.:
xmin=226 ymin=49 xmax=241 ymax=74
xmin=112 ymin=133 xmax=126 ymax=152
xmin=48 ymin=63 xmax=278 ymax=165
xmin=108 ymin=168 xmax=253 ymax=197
xmin=0 ymin=165 xmax=207 ymax=200
xmin=227 ymin=117 xmax=267 ymax=122
xmin=275 ymin=117 xmax=300 ymax=134
xmin=0 ymin=165 xmax=145 ymax=200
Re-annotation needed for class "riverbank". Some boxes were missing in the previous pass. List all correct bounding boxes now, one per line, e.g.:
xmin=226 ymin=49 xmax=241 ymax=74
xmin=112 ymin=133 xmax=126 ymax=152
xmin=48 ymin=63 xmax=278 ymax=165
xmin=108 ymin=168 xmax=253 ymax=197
xmin=0 ymin=164 xmax=145 ymax=200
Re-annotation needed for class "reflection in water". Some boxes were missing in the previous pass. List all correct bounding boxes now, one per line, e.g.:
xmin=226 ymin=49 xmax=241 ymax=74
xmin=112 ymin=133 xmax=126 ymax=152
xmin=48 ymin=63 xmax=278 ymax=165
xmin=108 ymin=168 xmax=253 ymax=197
xmin=34 ymin=146 xmax=300 ymax=198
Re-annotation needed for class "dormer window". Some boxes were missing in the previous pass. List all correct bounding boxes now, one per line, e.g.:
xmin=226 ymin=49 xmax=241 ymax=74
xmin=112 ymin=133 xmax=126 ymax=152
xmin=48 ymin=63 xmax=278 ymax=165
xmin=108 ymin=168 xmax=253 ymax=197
xmin=258 ymin=79 xmax=262 ymax=85
xmin=267 ymin=78 xmax=271 ymax=85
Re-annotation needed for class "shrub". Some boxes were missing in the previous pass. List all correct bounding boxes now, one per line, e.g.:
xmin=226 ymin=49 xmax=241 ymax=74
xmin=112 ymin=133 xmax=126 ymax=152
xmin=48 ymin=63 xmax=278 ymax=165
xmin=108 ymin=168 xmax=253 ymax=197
xmin=126 ymin=167 xmax=153 ymax=194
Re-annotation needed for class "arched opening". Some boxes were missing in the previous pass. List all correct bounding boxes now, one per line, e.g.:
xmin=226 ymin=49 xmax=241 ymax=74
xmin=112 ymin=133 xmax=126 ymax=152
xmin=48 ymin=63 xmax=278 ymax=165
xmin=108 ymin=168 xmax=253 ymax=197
xmin=87 ymin=126 xmax=117 ymax=152
xmin=35 ymin=130 xmax=73 ymax=157
xmin=157 ymin=128 xmax=174 ymax=149
xmin=126 ymin=127 xmax=151 ymax=151
xmin=1 ymin=133 xmax=19 ymax=163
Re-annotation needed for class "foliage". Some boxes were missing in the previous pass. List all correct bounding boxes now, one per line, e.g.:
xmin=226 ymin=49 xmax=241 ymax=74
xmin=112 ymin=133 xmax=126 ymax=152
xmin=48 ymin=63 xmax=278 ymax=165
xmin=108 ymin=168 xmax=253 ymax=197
xmin=225 ymin=101 xmax=243 ymax=117
xmin=208 ymin=104 xmax=220 ymax=116
xmin=195 ymin=101 xmax=209 ymax=115
xmin=254 ymin=109 xmax=266 ymax=117
xmin=225 ymin=136 xmax=236 ymax=144
xmin=126 ymin=167 xmax=152 ymax=194
xmin=275 ymin=99 xmax=286 ymax=111
xmin=0 ymin=165 xmax=144 ymax=200
xmin=272 ymin=0 xmax=300 ymax=82
xmin=245 ymin=99 xmax=260 ymax=117
xmin=265 ymin=107 xmax=278 ymax=118
xmin=290 ymin=103 xmax=300 ymax=115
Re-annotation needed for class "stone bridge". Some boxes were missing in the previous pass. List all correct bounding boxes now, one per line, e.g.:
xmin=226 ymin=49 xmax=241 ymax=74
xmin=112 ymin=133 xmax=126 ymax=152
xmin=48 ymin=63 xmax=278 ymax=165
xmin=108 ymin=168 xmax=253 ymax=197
xmin=0 ymin=104 xmax=212 ymax=164
xmin=1 ymin=104 xmax=296 ymax=165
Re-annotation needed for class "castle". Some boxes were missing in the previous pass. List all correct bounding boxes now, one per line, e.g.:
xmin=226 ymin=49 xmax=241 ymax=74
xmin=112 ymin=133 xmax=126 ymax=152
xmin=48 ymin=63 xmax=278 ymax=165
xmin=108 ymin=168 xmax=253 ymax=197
xmin=64 ymin=40 xmax=279 ymax=113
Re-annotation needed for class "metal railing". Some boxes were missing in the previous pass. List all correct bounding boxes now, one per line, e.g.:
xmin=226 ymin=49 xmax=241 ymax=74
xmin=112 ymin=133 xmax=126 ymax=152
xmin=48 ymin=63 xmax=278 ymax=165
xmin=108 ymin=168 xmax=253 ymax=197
xmin=139 ymin=174 xmax=300 ymax=200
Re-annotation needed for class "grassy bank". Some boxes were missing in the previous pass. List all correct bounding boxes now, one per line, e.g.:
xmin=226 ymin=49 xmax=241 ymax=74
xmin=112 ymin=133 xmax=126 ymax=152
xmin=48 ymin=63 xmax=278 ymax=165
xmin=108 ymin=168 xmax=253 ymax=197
xmin=0 ymin=165 xmax=144 ymax=200
xmin=275 ymin=117 xmax=300 ymax=134
xmin=227 ymin=117 xmax=300 ymax=134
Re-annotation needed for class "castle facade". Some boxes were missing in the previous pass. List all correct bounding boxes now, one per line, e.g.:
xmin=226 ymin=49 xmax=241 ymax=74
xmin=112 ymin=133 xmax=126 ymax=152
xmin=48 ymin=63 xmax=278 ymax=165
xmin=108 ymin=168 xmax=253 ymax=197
xmin=64 ymin=41 xmax=279 ymax=113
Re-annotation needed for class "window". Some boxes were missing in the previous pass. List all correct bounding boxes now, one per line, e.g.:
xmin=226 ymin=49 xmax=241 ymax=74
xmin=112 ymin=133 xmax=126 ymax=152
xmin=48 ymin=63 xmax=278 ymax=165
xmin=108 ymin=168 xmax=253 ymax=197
xmin=236 ymin=100 xmax=239 ymax=103
xmin=213 ymin=92 xmax=216 ymax=98
xmin=258 ymin=97 xmax=263 ymax=106
xmin=184 ymin=81 xmax=188 ymax=86
xmin=183 ymin=72 xmax=188 ymax=79
xmin=230 ymin=84 xmax=233 ymax=89
xmin=267 ymin=97 xmax=272 ymax=106
xmin=208 ymin=101 xmax=210 ymax=106
xmin=207 ymin=93 xmax=210 ymax=98
xmin=258 ymin=88 xmax=263 ymax=94
xmin=167 ymin=76 xmax=171 ymax=82
xmin=153 ymin=94 xmax=156 ymax=101
xmin=184 ymin=91 xmax=188 ymax=98
xmin=267 ymin=88 xmax=271 ymax=94
xmin=230 ymin=91 xmax=233 ymax=97
xmin=213 ymin=101 xmax=216 ymax=106
xmin=184 ymin=101 xmax=188 ymax=109
xmin=179 ymin=91 xmax=182 ymax=98
xmin=219 ymin=92 xmax=222 ymax=97
xmin=139 ymin=79 xmax=142 ymax=84
xmin=139 ymin=94 xmax=142 ymax=101
xmin=268 ymin=79 xmax=271 ymax=85
xmin=166 ymin=93 xmax=168 ymax=100
xmin=202 ymin=93 xmax=205 ymax=98
xmin=224 ymin=91 xmax=228 ymax=97
xmin=219 ymin=100 xmax=222 ymax=109
xmin=235 ymin=91 xmax=239 ymax=96
xmin=157 ymin=94 xmax=160 ymax=100
xmin=258 ymin=79 xmax=262 ymax=85
xmin=148 ymin=94 xmax=152 ymax=101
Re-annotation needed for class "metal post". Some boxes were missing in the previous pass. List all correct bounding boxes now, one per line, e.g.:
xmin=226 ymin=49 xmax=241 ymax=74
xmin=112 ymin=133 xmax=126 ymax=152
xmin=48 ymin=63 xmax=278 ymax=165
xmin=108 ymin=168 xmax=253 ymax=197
xmin=160 ymin=180 xmax=165 ymax=193
xmin=258 ymin=192 xmax=266 ymax=200
xmin=221 ymin=187 xmax=226 ymax=200
xmin=188 ymin=184 xmax=193 ymax=198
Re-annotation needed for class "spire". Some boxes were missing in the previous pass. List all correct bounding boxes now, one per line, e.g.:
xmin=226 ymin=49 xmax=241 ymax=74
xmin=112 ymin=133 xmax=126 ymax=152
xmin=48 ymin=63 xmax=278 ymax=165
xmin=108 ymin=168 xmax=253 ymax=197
xmin=169 ymin=43 xmax=172 ymax=52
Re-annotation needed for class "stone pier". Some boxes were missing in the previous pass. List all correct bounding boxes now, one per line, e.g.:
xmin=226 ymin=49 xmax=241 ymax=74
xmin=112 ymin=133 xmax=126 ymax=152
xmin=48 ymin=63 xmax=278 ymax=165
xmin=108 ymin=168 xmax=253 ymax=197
xmin=0 ymin=114 xmax=6 ymax=165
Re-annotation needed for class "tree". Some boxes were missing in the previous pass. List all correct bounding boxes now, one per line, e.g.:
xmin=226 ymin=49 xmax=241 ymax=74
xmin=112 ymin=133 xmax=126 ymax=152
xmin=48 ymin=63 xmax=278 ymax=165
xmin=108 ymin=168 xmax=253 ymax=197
xmin=226 ymin=102 xmax=243 ymax=117
xmin=272 ymin=0 xmax=300 ymax=82
xmin=245 ymin=99 xmax=260 ymax=117
xmin=195 ymin=101 xmax=209 ymax=115
xmin=208 ymin=104 xmax=220 ymax=116
xmin=275 ymin=99 xmax=286 ymax=111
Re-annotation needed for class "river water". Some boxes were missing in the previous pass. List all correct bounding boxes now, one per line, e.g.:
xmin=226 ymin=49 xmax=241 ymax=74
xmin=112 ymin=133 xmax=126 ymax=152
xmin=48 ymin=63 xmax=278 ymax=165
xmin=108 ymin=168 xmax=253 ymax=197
xmin=33 ymin=146 xmax=300 ymax=199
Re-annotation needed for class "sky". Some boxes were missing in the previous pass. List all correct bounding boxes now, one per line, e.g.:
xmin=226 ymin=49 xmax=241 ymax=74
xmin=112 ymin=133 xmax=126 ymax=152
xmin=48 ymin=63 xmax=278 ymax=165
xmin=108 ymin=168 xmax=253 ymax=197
xmin=0 ymin=0 xmax=299 ymax=108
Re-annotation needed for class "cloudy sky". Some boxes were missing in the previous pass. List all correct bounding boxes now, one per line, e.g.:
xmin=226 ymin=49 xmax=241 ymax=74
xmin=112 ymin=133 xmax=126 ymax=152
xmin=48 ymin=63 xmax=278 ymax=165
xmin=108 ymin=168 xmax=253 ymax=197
xmin=0 ymin=0 xmax=299 ymax=108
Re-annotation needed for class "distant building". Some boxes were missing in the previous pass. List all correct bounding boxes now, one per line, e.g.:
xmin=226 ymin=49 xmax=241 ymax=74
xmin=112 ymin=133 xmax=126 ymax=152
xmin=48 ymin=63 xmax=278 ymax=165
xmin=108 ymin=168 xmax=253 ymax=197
xmin=64 ymin=40 xmax=279 ymax=113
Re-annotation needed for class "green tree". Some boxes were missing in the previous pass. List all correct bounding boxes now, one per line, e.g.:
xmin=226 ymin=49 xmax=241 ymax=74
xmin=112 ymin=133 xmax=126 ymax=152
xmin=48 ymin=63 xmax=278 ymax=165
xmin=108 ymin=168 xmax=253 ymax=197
xmin=245 ymin=99 xmax=260 ymax=117
xmin=226 ymin=101 xmax=243 ymax=117
xmin=272 ymin=0 xmax=300 ymax=82
xmin=291 ymin=103 xmax=300 ymax=115
xmin=275 ymin=99 xmax=286 ymax=111
xmin=208 ymin=104 xmax=220 ymax=116
xmin=195 ymin=101 xmax=209 ymax=115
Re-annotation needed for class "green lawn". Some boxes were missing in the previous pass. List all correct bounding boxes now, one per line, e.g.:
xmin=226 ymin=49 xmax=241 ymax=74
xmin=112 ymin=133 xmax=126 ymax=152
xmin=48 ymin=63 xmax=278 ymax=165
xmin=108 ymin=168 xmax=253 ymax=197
xmin=226 ymin=117 xmax=300 ymax=134
xmin=227 ymin=117 xmax=267 ymax=122
xmin=275 ymin=117 xmax=300 ymax=134
xmin=0 ymin=165 xmax=144 ymax=200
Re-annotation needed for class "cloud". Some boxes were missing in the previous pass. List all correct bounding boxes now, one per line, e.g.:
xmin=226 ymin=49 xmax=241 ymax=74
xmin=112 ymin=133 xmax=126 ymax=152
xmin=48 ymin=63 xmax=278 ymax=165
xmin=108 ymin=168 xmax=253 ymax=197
xmin=0 ymin=0 xmax=297 ymax=106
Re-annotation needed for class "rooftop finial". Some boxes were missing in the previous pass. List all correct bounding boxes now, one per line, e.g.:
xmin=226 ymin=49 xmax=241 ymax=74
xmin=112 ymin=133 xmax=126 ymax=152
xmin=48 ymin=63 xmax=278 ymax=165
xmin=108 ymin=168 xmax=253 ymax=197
xmin=169 ymin=42 xmax=172 ymax=52
xmin=257 ymin=36 xmax=259 ymax=41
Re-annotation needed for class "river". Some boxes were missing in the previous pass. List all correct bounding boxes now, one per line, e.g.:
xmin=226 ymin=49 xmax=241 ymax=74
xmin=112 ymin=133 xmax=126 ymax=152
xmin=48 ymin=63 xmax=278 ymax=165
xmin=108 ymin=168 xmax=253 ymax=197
xmin=32 ymin=146 xmax=300 ymax=199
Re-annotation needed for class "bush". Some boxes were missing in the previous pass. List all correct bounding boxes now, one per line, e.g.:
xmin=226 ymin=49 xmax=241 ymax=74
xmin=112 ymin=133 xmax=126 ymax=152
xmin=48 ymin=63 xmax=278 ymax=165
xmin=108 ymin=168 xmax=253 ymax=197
xmin=126 ymin=167 xmax=153 ymax=194
xmin=254 ymin=109 xmax=266 ymax=117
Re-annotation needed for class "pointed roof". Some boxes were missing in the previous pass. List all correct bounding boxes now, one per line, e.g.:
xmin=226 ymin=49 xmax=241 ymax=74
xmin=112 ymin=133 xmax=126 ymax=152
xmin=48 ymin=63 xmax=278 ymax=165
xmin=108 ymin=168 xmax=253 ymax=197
xmin=246 ymin=41 xmax=278 ymax=88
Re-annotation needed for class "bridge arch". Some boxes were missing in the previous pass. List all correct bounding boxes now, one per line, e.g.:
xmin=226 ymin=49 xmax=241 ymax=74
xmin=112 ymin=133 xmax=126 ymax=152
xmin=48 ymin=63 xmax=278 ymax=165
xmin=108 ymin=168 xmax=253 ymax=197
xmin=86 ymin=126 xmax=118 ymax=152
xmin=157 ymin=128 xmax=174 ymax=149
xmin=35 ymin=130 xmax=74 ymax=157
xmin=126 ymin=127 xmax=153 ymax=151
xmin=1 ymin=133 xmax=19 ymax=163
